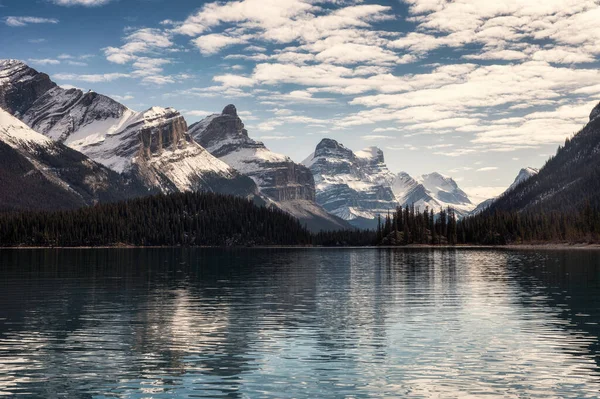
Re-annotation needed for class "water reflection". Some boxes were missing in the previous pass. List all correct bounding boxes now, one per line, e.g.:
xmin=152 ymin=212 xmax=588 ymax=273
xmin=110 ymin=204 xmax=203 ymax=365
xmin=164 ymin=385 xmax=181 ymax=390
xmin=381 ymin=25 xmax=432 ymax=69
xmin=0 ymin=248 xmax=599 ymax=398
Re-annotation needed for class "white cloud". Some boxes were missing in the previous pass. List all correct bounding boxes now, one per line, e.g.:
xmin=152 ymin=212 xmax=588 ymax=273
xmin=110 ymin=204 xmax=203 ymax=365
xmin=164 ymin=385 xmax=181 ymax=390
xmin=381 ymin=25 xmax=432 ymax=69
xmin=192 ymin=34 xmax=251 ymax=55
xmin=4 ymin=16 xmax=59 ymax=27
xmin=50 ymin=0 xmax=111 ymax=6
xmin=256 ymin=135 xmax=295 ymax=140
xmin=256 ymin=120 xmax=284 ymax=131
xmin=393 ymin=0 xmax=600 ymax=64
xmin=361 ymin=135 xmax=393 ymax=141
xmin=53 ymin=72 xmax=130 ymax=83
xmin=110 ymin=94 xmax=134 ymax=101
xmin=104 ymin=28 xmax=173 ymax=64
xmin=476 ymin=167 xmax=499 ymax=172
xmin=28 ymin=58 xmax=60 ymax=65
xmin=183 ymin=110 xmax=213 ymax=117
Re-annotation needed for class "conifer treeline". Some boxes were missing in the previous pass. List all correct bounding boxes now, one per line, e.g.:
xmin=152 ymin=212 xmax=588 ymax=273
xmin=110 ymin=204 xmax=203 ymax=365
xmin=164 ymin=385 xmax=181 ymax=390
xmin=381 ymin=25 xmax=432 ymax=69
xmin=456 ymin=202 xmax=600 ymax=245
xmin=376 ymin=205 xmax=458 ymax=245
xmin=0 ymin=192 xmax=314 ymax=247
xmin=2 ymin=190 xmax=598 ymax=247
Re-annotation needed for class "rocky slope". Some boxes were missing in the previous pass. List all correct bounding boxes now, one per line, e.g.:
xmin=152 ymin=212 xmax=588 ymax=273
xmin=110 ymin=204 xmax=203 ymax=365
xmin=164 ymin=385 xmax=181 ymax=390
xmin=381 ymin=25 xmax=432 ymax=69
xmin=0 ymin=108 xmax=148 ymax=211
xmin=391 ymin=172 xmax=475 ymax=217
xmin=471 ymin=167 xmax=539 ymax=214
xmin=487 ymin=103 xmax=600 ymax=213
xmin=305 ymin=139 xmax=479 ymax=226
xmin=189 ymin=105 xmax=350 ymax=231
xmin=0 ymin=59 xmax=257 ymax=197
xmin=302 ymin=139 xmax=398 ymax=228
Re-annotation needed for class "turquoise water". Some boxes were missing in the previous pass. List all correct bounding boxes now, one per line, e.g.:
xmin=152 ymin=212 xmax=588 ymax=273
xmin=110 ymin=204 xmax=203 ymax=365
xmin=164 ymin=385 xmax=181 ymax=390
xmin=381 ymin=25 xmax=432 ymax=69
xmin=1 ymin=248 xmax=599 ymax=398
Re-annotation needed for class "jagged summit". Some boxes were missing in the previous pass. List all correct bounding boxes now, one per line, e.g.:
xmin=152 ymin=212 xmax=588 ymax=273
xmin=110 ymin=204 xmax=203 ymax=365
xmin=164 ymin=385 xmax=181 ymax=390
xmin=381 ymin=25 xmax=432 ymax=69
xmin=0 ymin=60 xmax=258 ymax=197
xmin=304 ymin=138 xmax=397 ymax=227
xmin=188 ymin=106 xmax=348 ymax=231
xmin=509 ymin=167 xmax=539 ymax=190
xmin=313 ymin=138 xmax=354 ymax=160
xmin=188 ymin=103 xmax=252 ymax=155
xmin=222 ymin=104 xmax=238 ymax=116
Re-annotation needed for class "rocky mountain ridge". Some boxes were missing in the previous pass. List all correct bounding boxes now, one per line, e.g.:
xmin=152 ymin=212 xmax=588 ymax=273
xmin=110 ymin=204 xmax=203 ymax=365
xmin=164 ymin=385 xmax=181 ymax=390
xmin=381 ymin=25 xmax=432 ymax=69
xmin=303 ymin=139 xmax=400 ymax=228
xmin=0 ymin=108 xmax=148 ymax=211
xmin=189 ymin=105 xmax=349 ymax=231
xmin=304 ymin=138 xmax=483 ymax=227
xmin=0 ymin=60 xmax=257 ymax=198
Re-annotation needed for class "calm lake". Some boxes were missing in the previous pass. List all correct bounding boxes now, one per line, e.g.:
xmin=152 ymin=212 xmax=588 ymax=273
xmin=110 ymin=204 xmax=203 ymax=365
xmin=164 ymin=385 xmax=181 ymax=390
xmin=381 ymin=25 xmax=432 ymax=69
xmin=1 ymin=248 xmax=600 ymax=398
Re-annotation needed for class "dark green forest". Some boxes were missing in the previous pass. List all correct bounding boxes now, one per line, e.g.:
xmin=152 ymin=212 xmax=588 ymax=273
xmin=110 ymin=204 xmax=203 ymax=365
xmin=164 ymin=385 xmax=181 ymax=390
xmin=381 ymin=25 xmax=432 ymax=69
xmin=0 ymin=191 xmax=377 ymax=247
xmin=1 ymin=188 xmax=599 ymax=248
xmin=457 ymin=203 xmax=600 ymax=245
xmin=375 ymin=205 xmax=459 ymax=245
xmin=0 ymin=192 xmax=313 ymax=247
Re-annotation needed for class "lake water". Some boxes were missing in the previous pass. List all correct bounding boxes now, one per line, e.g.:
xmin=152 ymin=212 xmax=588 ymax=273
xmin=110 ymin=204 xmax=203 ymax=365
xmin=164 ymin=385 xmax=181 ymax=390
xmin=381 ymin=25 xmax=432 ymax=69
xmin=1 ymin=248 xmax=600 ymax=398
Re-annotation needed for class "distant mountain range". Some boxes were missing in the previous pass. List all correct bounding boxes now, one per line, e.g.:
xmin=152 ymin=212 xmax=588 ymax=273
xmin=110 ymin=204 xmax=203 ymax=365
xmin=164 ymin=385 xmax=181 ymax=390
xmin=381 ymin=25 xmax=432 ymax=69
xmin=0 ymin=59 xmax=549 ymax=231
xmin=0 ymin=60 xmax=348 ymax=231
xmin=303 ymin=138 xmax=484 ymax=228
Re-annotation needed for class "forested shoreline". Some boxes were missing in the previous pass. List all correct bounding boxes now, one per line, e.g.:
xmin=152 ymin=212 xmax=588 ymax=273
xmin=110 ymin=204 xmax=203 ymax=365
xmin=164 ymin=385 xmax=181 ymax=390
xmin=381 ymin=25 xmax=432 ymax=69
xmin=1 ymin=191 xmax=599 ymax=248
xmin=0 ymin=191 xmax=376 ymax=247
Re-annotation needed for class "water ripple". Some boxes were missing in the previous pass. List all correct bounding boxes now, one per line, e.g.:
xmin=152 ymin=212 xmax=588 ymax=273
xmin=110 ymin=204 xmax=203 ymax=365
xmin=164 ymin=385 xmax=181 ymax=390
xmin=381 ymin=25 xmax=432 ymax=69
xmin=0 ymin=248 xmax=599 ymax=398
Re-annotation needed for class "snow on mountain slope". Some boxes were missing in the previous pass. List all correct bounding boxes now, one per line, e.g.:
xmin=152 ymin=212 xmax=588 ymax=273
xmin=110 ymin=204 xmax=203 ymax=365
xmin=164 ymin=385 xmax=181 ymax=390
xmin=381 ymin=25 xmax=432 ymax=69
xmin=0 ymin=107 xmax=53 ymax=149
xmin=303 ymin=139 xmax=398 ymax=227
xmin=389 ymin=171 xmax=476 ymax=217
xmin=0 ymin=108 xmax=148 ymax=211
xmin=471 ymin=167 xmax=539 ymax=214
xmin=507 ymin=167 xmax=539 ymax=192
xmin=189 ymin=105 xmax=350 ymax=231
xmin=188 ymin=104 xmax=300 ymax=197
xmin=0 ymin=60 xmax=257 ymax=197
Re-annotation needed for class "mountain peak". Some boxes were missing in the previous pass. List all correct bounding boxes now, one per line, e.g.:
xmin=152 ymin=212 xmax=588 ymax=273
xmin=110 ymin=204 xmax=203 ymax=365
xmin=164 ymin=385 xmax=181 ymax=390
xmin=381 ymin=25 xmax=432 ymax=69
xmin=0 ymin=59 xmax=26 ymax=69
xmin=590 ymin=102 xmax=600 ymax=122
xmin=314 ymin=138 xmax=354 ymax=159
xmin=508 ymin=167 xmax=539 ymax=192
xmin=222 ymin=104 xmax=237 ymax=116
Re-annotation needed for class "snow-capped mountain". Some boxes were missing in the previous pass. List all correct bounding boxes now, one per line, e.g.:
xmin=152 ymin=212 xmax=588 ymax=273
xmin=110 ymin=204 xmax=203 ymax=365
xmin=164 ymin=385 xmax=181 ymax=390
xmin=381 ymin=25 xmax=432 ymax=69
xmin=0 ymin=108 xmax=147 ymax=211
xmin=471 ymin=167 xmax=539 ymax=214
xmin=391 ymin=172 xmax=475 ymax=217
xmin=305 ymin=139 xmax=479 ymax=226
xmin=0 ymin=59 xmax=257 ymax=197
xmin=302 ymin=139 xmax=398 ymax=228
xmin=189 ymin=105 xmax=350 ymax=231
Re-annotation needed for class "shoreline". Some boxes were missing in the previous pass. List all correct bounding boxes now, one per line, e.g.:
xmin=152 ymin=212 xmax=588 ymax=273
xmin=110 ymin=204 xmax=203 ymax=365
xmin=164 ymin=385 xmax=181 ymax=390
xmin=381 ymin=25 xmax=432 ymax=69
xmin=1 ymin=243 xmax=600 ymax=250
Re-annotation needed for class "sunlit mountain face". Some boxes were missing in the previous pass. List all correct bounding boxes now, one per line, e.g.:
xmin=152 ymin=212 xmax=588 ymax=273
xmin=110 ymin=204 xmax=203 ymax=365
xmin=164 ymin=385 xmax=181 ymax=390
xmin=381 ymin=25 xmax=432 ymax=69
xmin=3 ymin=0 xmax=600 ymax=199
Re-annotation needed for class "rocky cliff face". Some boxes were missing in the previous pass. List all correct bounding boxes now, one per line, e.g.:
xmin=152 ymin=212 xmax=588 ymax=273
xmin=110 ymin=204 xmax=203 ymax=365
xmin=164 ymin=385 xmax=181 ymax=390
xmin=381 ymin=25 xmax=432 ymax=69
xmin=0 ymin=108 xmax=148 ymax=211
xmin=305 ymin=139 xmax=478 ymax=225
xmin=391 ymin=171 xmax=475 ymax=217
xmin=0 ymin=60 xmax=257 ymax=197
xmin=0 ymin=60 xmax=56 ymax=116
xmin=189 ymin=105 xmax=349 ymax=231
xmin=189 ymin=105 xmax=316 ymax=202
xmin=303 ymin=139 xmax=398 ymax=227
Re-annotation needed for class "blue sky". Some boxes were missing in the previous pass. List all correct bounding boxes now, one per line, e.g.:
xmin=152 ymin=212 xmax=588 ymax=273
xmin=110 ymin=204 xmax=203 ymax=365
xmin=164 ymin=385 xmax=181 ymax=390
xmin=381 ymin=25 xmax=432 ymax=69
xmin=2 ymin=0 xmax=600 ymax=198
